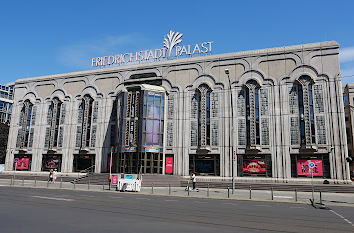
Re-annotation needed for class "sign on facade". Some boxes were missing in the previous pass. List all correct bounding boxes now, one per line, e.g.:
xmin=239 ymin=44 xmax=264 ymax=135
xmin=91 ymin=30 xmax=213 ymax=67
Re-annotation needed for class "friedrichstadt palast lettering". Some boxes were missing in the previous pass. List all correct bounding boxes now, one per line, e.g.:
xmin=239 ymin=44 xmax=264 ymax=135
xmin=4 ymin=29 xmax=352 ymax=183
xmin=91 ymin=30 xmax=214 ymax=67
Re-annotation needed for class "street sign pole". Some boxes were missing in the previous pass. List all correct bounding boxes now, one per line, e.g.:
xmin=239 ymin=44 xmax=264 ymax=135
xmin=311 ymin=167 xmax=314 ymax=203
xmin=109 ymin=147 xmax=113 ymax=190
xmin=309 ymin=161 xmax=315 ymax=203
xmin=13 ymin=158 xmax=19 ymax=180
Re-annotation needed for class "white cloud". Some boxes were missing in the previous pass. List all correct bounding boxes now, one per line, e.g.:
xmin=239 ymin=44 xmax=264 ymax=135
xmin=57 ymin=33 xmax=139 ymax=69
xmin=340 ymin=46 xmax=354 ymax=63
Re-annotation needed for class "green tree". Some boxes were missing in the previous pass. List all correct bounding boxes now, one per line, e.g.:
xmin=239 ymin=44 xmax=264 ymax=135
xmin=0 ymin=123 xmax=9 ymax=164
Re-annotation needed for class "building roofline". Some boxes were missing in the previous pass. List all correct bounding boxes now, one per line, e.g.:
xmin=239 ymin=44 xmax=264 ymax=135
xmin=15 ymin=41 xmax=339 ymax=84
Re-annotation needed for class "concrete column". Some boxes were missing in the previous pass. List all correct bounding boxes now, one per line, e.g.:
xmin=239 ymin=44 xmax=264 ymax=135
xmin=272 ymin=83 xmax=283 ymax=179
xmin=280 ymin=84 xmax=291 ymax=179
xmin=328 ymin=78 xmax=343 ymax=181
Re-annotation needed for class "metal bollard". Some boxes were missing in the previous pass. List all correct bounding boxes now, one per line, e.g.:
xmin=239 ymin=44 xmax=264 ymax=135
xmin=60 ymin=178 xmax=62 ymax=189
xmin=249 ymin=186 xmax=252 ymax=199
xmin=320 ymin=191 xmax=323 ymax=205
xmin=73 ymin=182 xmax=76 ymax=190
xmin=34 ymin=177 xmax=37 ymax=187
xmin=152 ymin=183 xmax=154 ymax=194
xmin=227 ymin=185 xmax=230 ymax=198
xmin=88 ymin=180 xmax=90 ymax=190
xmin=47 ymin=181 xmax=49 ymax=188
xmin=188 ymin=184 xmax=190 ymax=196
xmin=295 ymin=189 xmax=297 ymax=202
xmin=103 ymin=183 xmax=105 ymax=191
xmin=169 ymin=184 xmax=171 ymax=195
xmin=207 ymin=184 xmax=209 ymax=197
xmin=271 ymin=187 xmax=274 ymax=200
xmin=22 ymin=177 xmax=24 ymax=186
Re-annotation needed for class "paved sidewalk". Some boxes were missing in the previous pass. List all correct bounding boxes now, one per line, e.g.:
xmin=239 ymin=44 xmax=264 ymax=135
xmin=1 ymin=178 xmax=353 ymax=207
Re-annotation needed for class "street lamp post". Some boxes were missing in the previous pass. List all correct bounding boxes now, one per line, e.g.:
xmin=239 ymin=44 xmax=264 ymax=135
xmin=225 ymin=69 xmax=235 ymax=194
xmin=109 ymin=146 xmax=114 ymax=190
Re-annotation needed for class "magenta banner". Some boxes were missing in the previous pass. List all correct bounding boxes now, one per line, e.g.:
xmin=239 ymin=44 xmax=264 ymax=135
xmin=16 ymin=158 xmax=29 ymax=170
xmin=297 ymin=160 xmax=323 ymax=176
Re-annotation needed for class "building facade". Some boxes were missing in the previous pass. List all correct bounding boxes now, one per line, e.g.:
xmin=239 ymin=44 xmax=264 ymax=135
xmin=343 ymin=84 xmax=354 ymax=178
xmin=5 ymin=41 xmax=351 ymax=182
xmin=0 ymin=84 xmax=14 ymax=124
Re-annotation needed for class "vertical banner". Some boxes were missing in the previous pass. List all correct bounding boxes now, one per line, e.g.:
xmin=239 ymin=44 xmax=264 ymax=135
xmin=297 ymin=160 xmax=323 ymax=176
xmin=165 ymin=156 xmax=174 ymax=174
xmin=111 ymin=175 xmax=118 ymax=186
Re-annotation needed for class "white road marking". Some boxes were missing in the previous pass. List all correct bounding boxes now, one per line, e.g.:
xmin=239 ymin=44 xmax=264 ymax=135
xmin=274 ymin=196 xmax=293 ymax=199
xmin=32 ymin=196 xmax=74 ymax=202
xmin=289 ymin=206 xmax=306 ymax=209
xmin=330 ymin=210 xmax=354 ymax=228
xmin=164 ymin=200 xmax=178 ymax=202
xmin=110 ymin=196 xmax=123 ymax=199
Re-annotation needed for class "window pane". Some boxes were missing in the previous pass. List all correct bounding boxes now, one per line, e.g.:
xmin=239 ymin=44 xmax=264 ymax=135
xmin=146 ymin=120 xmax=153 ymax=132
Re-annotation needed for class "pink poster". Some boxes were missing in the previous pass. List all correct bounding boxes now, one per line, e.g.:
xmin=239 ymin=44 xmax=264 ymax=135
xmin=165 ymin=157 xmax=173 ymax=174
xmin=297 ymin=160 xmax=323 ymax=176
xmin=111 ymin=175 xmax=118 ymax=186
xmin=16 ymin=158 xmax=29 ymax=170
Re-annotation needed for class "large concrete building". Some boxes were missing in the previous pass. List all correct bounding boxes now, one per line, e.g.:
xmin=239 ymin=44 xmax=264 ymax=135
xmin=5 ymin=40 xmax=351 ymax=183
xmin=343 ymin=84 xmax=354 ymax=178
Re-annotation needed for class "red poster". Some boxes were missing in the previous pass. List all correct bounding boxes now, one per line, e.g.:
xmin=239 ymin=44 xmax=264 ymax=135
xmin=297 ymin=160 xmax=323 ymax=176
xmin=111 ymin=175 xmax=118 ymax=186
xmin=243 ymin=160 xmax=266 ymax=174
xmin=16 ymin=158 xmax=29 ymax=170
xmin=165 ymin=157 xmax=173 ymax=174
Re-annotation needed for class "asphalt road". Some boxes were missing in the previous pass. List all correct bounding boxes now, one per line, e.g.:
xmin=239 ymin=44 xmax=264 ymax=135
xmin=0 ymin=186 xmax=353 ymax=233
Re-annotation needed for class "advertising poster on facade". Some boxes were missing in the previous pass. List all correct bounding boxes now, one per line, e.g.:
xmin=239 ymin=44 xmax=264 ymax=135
xmin=145 ymin=146 xmax=160 ymax=153
xmin=16 ymin=158 xmax=29 ymax=170
xmin=243 ymin=160 xmax=266 ymax=175
xmin=45 ymin=158 xmax=59 ymax=170
xmin=165 ymin=157 xmax=173 ymax=174
xmin=297 ymin=160 xmax=323 ymax=176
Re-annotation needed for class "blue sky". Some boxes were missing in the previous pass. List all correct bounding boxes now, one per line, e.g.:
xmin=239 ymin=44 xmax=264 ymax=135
xmin=1 ymin=0 xmax=354 ymax=84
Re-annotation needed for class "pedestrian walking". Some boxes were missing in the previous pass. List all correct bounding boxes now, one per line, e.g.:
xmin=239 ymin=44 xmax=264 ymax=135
xmin=192 ymin=173 xmax=196 ymax=190
xmin=49 ymin=169 xmax=53 ymax=183
xmin=53 ymin=169 xmax=57 ymax=183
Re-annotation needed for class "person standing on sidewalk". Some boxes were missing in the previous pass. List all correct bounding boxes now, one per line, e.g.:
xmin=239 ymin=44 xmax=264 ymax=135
xmin=49 ymin=169 xmax=53 ymax=183
xmin=192 ymin=173 xmax=196 ymax=190
xmin=53 ymin=169 xmax=57 ymax=183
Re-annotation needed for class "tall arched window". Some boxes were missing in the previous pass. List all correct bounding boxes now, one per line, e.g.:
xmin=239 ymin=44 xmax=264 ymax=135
xmin=76 ymin=95 xmax=98 ymax=149
xmin=237 ymin=79 xmax=270 ymax=147
xmin=245 ymin=80 xmax=260 ymax=146
xmin=44 ymin=97 xmax=65 ymax=149
xmin=16 ymin=100 xmax=35 ymax=148
xmin=297 ymin=76 xmax=315 ymax=145
xmin=191 ymin=84 xmax=213 ymax=148
xmin=289 ymin=75 xmax=326 ymax=146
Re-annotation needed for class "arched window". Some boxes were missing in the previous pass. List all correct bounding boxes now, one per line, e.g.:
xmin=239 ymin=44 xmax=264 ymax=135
xmin=75 ymin=95 xmax=98 ymax=149
xmin=16 ymin=100 xmax=34 ymax=148
xmin=289 ymin=75 xmax=326 ymax=146
xmin=190 ymin=84 xmax=212 ymax=147
xmin=245 ymin=80 xmax=261 ymax=146
xmin=45 ymin=97 xmax=65 ymax=149
xmin=297 ymin=76 xmax=316 ymax=145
